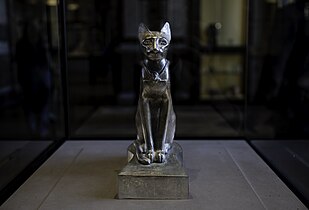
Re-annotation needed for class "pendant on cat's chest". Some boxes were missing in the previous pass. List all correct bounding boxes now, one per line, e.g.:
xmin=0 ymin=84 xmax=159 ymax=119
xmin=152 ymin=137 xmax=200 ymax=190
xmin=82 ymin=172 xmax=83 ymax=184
xmin=153 ymin=72 xmax=160 ymax=81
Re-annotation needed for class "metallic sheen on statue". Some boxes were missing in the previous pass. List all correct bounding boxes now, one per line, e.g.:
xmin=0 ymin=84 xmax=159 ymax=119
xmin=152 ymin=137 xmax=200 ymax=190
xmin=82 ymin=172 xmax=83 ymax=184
xmin=118 ymin=23 xmax=189 ymax=200
xmin=134 ymin=22 xmax=176 ymax=165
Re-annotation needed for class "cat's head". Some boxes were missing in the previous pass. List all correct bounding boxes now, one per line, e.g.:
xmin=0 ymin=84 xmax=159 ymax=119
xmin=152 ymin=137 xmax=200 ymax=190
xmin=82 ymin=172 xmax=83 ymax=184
xmin=138 ymin=22 xmax=171 ymax=61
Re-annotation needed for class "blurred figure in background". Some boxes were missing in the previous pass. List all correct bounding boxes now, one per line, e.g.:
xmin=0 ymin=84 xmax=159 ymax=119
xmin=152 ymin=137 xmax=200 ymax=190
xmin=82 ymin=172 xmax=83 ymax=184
xmin=16 ymin=20 xmax=52 ymax=138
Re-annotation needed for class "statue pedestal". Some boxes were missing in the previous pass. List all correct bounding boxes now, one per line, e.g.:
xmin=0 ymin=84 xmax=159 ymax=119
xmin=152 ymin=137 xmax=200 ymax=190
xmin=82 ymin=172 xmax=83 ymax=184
xmin=118 ymin=142 xmax=189 ymax=199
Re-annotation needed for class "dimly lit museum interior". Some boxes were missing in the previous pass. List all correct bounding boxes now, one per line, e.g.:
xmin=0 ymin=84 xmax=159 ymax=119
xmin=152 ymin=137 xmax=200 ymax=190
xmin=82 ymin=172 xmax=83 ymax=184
xmin=0 ymin=0 xmax=308 ymax=209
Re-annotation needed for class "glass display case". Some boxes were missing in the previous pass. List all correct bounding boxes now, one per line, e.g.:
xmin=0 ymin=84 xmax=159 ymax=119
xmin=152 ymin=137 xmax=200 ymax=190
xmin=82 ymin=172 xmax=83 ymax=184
xmin=0 ymin=0 xmax=308 ymax=207
xmin=0 ymin=0 xmax=65 ymax=203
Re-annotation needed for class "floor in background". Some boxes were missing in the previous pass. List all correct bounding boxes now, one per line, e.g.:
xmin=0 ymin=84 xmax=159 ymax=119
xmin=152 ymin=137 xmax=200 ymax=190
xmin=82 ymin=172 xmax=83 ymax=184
xmin=74 ymin=105 xmax=240 ymax=138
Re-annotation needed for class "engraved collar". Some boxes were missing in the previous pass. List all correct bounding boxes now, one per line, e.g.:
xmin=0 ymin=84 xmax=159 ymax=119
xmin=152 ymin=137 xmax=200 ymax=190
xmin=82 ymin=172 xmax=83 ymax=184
xmin=142 ymin=61 xmax=169 ymax=82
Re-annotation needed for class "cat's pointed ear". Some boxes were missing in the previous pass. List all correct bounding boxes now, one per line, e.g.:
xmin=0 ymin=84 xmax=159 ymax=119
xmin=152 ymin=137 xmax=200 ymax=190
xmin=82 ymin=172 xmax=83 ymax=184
xmin=138 ymin=23 xmax=150 ymax=42
xmin=161 ymin=22 xmax=171 ymax=42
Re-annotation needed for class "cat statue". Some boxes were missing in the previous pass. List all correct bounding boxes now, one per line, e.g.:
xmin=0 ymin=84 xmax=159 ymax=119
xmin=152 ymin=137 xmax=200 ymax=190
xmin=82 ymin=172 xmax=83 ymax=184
xmin=134 ymin=22 xmax=176 ymax=165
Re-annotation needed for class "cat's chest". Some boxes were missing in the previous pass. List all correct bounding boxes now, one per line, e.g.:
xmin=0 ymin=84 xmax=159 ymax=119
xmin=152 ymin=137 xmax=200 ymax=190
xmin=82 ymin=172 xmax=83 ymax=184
xmin=141 ymin=67 xmax=170 ymax=97
xmin=142 ymin=66 xmax=168 ymax=81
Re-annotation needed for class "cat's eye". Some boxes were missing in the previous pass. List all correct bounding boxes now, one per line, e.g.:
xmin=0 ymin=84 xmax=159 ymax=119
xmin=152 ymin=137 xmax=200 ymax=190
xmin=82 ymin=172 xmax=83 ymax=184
xmin=142 ymin=39 xmax=152 ymax=46
xmin=159 ymin=38 xmax=168 ymax=46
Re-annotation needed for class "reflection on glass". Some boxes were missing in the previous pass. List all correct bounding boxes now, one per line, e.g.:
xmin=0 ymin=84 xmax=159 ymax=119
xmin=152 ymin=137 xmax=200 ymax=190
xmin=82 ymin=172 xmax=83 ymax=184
xmin=0 ymin=0 xmax=64 ymax=201
xmin=247 ymin=0 xmax=309 ymax=138
xmin=16 ymin=21 xmax=52 ymax=137
xmin=248 ymin=1 xmax=309 ymax=205
xmin=0 ymin=0 xmax=64 ymax=139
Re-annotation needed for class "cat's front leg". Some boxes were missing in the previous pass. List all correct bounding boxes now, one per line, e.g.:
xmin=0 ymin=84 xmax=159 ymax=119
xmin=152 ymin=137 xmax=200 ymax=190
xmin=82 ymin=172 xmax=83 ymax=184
xmin=155 ymin=96 xmax=170 ymax=163
xmin=140 ymin=98 xmax=154 ymax=163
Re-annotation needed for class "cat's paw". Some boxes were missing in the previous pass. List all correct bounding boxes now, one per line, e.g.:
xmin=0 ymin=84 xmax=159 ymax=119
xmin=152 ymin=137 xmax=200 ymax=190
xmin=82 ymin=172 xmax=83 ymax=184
xmin=135 ymin=143 xmax=154 ymax=165
xmin=136 ymin=153 xmax=152 ymax=165
xmin=155 ymin=150 xmax=166 ymax=163
xmin=146 ymin=150 xmax=154 ymax=162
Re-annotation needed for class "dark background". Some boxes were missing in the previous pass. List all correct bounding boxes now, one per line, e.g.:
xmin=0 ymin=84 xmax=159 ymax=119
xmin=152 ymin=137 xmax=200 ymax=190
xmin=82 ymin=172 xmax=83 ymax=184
xmin=0 ymin=0 xmax=308 ymax=207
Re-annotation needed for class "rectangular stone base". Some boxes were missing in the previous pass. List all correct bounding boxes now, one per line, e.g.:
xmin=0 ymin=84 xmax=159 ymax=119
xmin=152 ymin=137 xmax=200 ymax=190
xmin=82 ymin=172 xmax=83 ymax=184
xmin=118 ymin=167 xmax=188 ymax=199
xmin=118 ymin=143 xmax=189 ymax=199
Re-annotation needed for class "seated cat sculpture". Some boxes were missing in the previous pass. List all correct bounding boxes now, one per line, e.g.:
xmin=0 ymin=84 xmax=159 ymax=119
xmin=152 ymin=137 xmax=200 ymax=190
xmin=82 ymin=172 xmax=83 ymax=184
xmin=134 ymin=22 xmax=176 ymax=165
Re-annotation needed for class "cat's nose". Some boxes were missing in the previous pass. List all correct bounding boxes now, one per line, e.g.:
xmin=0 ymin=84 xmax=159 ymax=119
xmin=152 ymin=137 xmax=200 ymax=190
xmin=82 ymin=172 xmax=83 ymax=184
xmin=153 ymin=42 xmax=159 ymax=52
xmin=153 ymin=48 xmax=159 ymax=53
